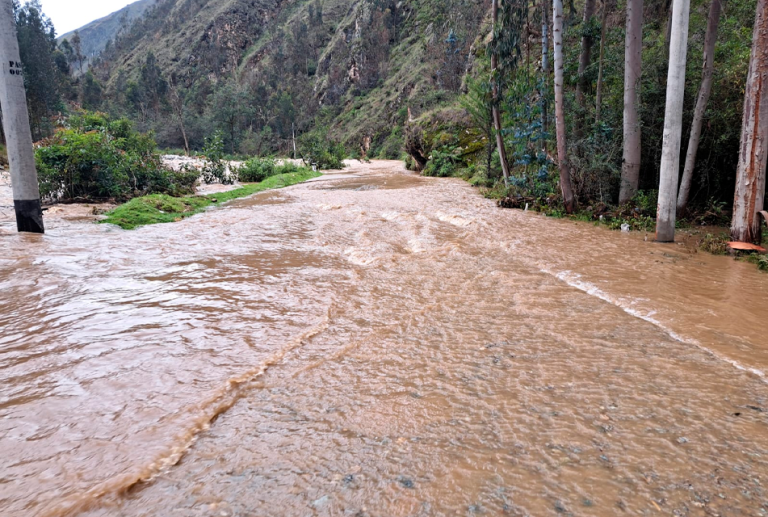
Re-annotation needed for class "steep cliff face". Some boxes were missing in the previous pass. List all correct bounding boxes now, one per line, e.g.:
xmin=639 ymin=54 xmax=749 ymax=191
xmin=91 ymin=0 xmax=490 ymax=154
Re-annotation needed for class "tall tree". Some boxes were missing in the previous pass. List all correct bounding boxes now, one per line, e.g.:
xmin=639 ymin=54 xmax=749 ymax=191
xmin=70 ymin=31 xmax=84 ymax=73
xmin=58 ymin=38 xmax=74 ymax=65
xmin=594 ymin=0 xmax=613 ymax=124
xmin=731 ymin=0 xmax=768 ymax=243
xmin=14 ymin=0 xmax=61 ymax=140
xmin=168 ymin=76 xmax=190 ymax=155
xmin=553 ymin=0 xmax=576 ymax=212
xmin=677 ymin=0 xmax=723 ymax=215
xmin=576 ymin=0 xmax=596 ymax=138
xmin=210 ymin=79 xmax=251 ymax=153
xmin=656 ymin=0 xmax=692 ymax=242
xmin=138 ymin=52 xmax=166 ymax=116
xmin=541 ymin=0 xmax=550 ymax=137
xmin=619 ymin=0 xmax=643 ymax=204
xmin=490 ymin=0 xmax=511 ymax=184
xmin=80 ymin=71 xmax=102 ymax=110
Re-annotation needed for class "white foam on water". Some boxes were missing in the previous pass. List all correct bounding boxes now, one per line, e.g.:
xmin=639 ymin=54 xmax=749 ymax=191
xmin=380 ymin=211 xmax=402 ymax=221
xmin=407 ymin=239 xmax=427 ymax=254
xmin=545 ymin=268 xmax=766 ymax=381
xmin=436 ymin=212 xmax=473 ymax=227
xmin=343 ymin=247 xmax=378 ymax=266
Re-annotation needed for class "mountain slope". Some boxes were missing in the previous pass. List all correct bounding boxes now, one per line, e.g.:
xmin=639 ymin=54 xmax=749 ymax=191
xmin=92 ymin=0 xmax=490 ymax=155
xmin=58 ymin=0 xmax=157 ymax=60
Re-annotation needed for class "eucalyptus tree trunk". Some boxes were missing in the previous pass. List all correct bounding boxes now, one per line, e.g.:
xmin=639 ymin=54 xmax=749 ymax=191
xmin=677 ymin=0 xmax=723 ymax=216
xmin=731 ymin=0 xmax=768 ymax=244
xmin=553 ymin=0 xmax=576 ymax=213
xmin=169 ymin=78 xmax=190 ymax=155
xmin=542 ymin=0 xmax=550 ymax=137
xmin=656 ymin=0 xmax=692 ymax=242
xmin=619 ymin=0 xmax=643 ymax=204
xmin=595 ymin=0 xmax=613 ymax=124
xmin=576 ymin=0 xmax=597 ymax=139
xmin=491 ymin=0 xmax=511 ymax=184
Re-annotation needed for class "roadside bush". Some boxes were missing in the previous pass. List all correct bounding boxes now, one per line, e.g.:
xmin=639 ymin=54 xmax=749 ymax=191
xmin=236 ymin=157 xmax=276 ymax=182
xmin=201 ymin=131 xmax=235 ymax=185
xmin=166 ymin=166 xmax=202 ymax=196
xmin=299 ymin=135 xmax=346 ymax=169
xmin=423 ymin=146 xmax=460 ymax=177
xmin=35 ymin=111 xmax=195 ymax=201
xmin=234 ymin=158 xmax=307 ymax=183
xmin=275 ymin=161 xmax=302 ymax=174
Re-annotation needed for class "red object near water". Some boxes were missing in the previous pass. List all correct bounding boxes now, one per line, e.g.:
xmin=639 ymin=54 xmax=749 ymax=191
xmin=728 ymin=241 xmax=767 ymax=253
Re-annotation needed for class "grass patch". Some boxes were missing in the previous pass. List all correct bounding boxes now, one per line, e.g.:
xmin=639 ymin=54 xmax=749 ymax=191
xmin=698 ymin=233 xmax=730 ymax=255
xmin=103 ymin=168 xmax=321 ymax=229
xmin=737 ymin=253 xmax=768 ymax=272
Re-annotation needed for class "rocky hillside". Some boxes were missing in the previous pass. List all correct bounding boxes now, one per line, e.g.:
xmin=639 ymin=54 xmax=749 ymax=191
xmin=90 ymin=0 xmax=490 ymax=155
xmin=58 ymin=0 xmax=157 ymax=64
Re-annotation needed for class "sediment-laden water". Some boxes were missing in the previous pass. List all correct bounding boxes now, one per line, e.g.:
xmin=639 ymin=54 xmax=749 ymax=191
xmin=1 ymin=160 xmax=767 ymax=516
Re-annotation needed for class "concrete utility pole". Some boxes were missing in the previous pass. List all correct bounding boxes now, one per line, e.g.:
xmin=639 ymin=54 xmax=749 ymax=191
xmin=0 ymin=0 xmax=44 ymax=233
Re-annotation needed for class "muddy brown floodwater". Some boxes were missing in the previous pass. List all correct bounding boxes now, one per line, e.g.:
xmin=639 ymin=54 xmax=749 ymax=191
xmin=1 ymin=160 xmax=768 ymax=517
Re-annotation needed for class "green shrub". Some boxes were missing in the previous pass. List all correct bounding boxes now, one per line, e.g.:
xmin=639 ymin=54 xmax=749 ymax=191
xmin=103 ymin=168 xmax=322 ymax=229
xmin=234 ymin=158 xmax=307 ymax=183
xmin=235 ymin=157 xmax=277 ymax=182
xmin=167 ymin=166 xmax=202 ymax=197
xmin=602 ymin=214 xmax=655 ymax=232
xmin=423 ymin=146 xmax=460 ymax=177
xmin=377 ymin=127 xmax=404 ymax=159
xmin=35 ymin=111 xmax=194 ymax=201
xmin=631 ymin=190 xmax=659 ymax=214
xmin=699 ymin=233 xmax=730 ymax=255
xmin=299 ymin=135 xmax=347 ymax=170
xmin=201 ymin=131 xmax=234 ymax=185
xmin=275 ymin=161 xmax=302 ymax=175
xmin=759 ymin=255 xmax=768 ymax=272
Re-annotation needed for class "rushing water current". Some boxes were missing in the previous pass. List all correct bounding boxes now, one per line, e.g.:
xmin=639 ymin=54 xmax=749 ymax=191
xmin=1 ymin=160 xmax=768 ymax=516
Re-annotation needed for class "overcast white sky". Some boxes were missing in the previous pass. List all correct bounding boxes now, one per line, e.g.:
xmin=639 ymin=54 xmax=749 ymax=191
xmin=39 ymin=0 xmax=136 ymax=36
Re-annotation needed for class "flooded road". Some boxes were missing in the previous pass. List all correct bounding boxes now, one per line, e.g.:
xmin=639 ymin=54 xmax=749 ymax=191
xmin=1 ymin=160 xmax=767 ymax=516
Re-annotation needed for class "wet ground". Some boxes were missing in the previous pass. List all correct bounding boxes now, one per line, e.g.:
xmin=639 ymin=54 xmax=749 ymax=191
xmin=1 ymin=160 xmax=767 ymax=516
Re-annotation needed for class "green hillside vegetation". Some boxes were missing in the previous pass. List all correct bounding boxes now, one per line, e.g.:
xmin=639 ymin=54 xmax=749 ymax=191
xmin=85 ymin=0 xmax=488 ymax=157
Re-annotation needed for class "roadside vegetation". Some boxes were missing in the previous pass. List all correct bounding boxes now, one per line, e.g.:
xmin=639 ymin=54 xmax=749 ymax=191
xmin=102 ymin=167 xmax=321 ymax=229
xmin=31 ymin=110 xmax=323 ymax=229
xmin=35 ymin=112 xmax=198 ymax=202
